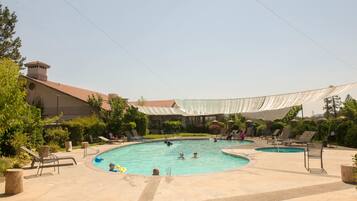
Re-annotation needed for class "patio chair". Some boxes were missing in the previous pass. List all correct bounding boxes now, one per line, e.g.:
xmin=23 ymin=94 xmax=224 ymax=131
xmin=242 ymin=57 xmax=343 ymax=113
xmin=266 ymin=129 xmax=281 ymax=144
xmin=290 ymin=131 xmax=317 ymax=145
xmin=98 ymin=136 xmax=124 ymax=144
xmin=275 ymin=128 xmax=291 ymax=145
xmin=304 ymin=143 xmax=325 ymax=173
xmin=20 ymin=146 xmax=77 ymax=176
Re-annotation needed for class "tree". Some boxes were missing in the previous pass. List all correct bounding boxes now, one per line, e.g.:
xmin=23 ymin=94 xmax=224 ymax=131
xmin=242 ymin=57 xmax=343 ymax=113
xmin=323 ymin=96 xmax=341 ymax=118
xmin=340 ymin=97 xmax=357 ymax=122
xmin=0 ymin=59 xmax=44 ymax=155
xmin=105 ymin=97 xmax=127 ymax=133
xmin=0 ymin=4 xmax=25 ymax=66
xmin=87 ymin=94 xmax=103 ymax=115
xmin=124 ymin=106 xmax=148 ymax=135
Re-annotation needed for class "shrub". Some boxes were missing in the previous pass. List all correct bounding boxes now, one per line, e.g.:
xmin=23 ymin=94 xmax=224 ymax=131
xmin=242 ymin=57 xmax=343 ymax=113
xmin=124 ymin=106 xmax=148 ymax=135
xmin=122 ymin=122 xmax=136 ymax=131
xmin=271 ymin=121 xmax=285 ymax=132
xmin=344 ymin=125 xmax=357 ymax=148
xmin=335 ymin=120 xmax=352 ymax=145
xmin=0 ymin=158 xmax=13 ymax=176
xmin=63 ymin=115 xmax=106 ymax=145
xmin=47 ymin=142 xmax=61 ymax=153
xmin=163 ymin=120 xmax=183 ymax=133
xmin=44 ymin=127 xmax=69 ymax=148
xmin=185 ymin=125 xmax=209 ymax=133
xmin=63 ymin=120 xmax=84 ymax=146
xmin=256 ymin=124 xmax=267 ymax=136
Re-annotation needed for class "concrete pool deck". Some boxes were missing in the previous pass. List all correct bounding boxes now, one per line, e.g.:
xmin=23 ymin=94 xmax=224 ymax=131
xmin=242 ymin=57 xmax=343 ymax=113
xmin=0 ymin=138 xmax=356 ymax=201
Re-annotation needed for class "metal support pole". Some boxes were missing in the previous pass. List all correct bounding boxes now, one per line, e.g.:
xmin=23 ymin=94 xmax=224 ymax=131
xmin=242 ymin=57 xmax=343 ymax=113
xmin=301 ymin=104 xmax=304 ymax=119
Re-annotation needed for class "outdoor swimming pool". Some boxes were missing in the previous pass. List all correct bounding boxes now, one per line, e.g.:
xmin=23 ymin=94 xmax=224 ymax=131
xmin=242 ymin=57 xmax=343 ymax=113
xmin=255 ymin=147 xmax=305 ymax=153
xmin=93 ymin=140 xmax=251 ymax=176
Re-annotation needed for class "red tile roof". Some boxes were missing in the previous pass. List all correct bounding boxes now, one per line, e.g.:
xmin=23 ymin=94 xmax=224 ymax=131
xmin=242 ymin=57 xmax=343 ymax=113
xmin=129 ymin=99 xmax=176 ymax=108
xmin=24 ymin=76 xmax=111 ymax=110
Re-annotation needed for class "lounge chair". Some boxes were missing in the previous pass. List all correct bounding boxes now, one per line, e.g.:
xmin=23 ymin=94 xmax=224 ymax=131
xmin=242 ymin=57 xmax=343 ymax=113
xmin=304 ymin=143 xmax=325 ymax=173
xmin=275 ymin=128 xmax=291 ymax=144
xmin=20 ymin=146 xmax=77 ymax=175
xmin=124 ymin=130 xmax=143 ymax=141
xmin=98 ymin=136 xmax=124 ymax=144
xmin=290 ymin=131 xmax=317 ymax=145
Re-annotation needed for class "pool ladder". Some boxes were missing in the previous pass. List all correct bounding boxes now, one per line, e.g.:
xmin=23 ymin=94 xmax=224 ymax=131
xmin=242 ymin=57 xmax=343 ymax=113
xmin=166 ymin=167 xmax=172 ymax=176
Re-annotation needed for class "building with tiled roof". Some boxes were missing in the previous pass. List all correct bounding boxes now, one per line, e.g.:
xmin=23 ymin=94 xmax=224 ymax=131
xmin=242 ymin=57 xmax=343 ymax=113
xmin=129 ymin=99 xmax=176 ymax=108
xmin=23 ymin=61 xmax=120 ymax=119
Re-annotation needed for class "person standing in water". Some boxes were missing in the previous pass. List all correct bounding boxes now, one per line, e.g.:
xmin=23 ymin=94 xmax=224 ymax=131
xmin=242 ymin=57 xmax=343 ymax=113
xmin=178 ymin=152 xmax=185 ymax=160
xmin=192 ymin=152 xmax=198 ymax=159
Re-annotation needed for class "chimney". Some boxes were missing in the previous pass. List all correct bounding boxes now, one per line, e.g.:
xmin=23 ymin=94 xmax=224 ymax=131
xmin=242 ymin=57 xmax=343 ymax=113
xmin=25 ymin=61 xmax=50 ymax=81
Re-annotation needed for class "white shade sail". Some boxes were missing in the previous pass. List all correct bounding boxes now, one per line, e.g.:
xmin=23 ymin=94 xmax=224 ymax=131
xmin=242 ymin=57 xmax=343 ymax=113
xmin=134 ymin=82 xmax=357 ymax=120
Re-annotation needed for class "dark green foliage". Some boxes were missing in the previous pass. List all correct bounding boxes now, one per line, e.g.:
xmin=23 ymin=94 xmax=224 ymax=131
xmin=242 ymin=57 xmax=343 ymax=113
xmin=163 ymin=120 xmax=182 ymax=133
xmin=335 ymin=120 xmax=353 ymax=145
xmin=63 ymin=120 xmax=84 ymax=146
xmin=340 ymin=98 xmax=357 ymax=122
xmin=271 ymin=121 xmax=285 ymax=132
xmin=185 ymin=125 xmax=208 ymax=133
xmin=44 ymin=127 xmax=69 ymax=148
xmin=288 ymin=119 xmax=317 ymax=138
xmin=0 ymin=59 xmax=45 ymax=156
xmin=122 ymin=122 xmax=136 ymax=131
xmin=87 ymin=94 xmax=104 ymax=116
xmin=105 ymin=97 xmax=126 ymax=133
xmin=323 ymin=96 xmax=342 ymax=118
xmin=344 ymin=125 xmax=357 ymax=148
xmin=124 ymin=106 xmax=148 ymax=135
xmin=0 ymin=5 xmax=25 ymax=66
xmin=256 ymin=124 xmax=267 ymax=136
xmin=0 ymin=157 xmax=12 ymax=176
xmin=63 ymin=115 xmax=106 ymax=145
xmin=226 ymin=114 xmax=246 ymax=131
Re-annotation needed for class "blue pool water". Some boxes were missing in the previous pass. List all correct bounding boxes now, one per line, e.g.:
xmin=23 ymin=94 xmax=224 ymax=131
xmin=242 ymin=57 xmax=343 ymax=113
xmin=256 ymin=147 xmax=305 ymax=153
xmin=93 ymin=140 xmax=251 ymax=176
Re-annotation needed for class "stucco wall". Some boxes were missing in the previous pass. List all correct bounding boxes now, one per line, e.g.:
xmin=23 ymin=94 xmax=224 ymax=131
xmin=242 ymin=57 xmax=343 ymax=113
xmin=26 ymin=80 xmax=92 ymax=120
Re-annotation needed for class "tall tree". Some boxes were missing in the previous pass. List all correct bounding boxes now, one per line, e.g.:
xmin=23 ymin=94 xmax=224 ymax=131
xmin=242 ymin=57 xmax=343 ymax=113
xmin=323 ymin=96 xmax=342 ymax=118
xmin=0 ymin=4 xmax=25 ymax=66
xmin=0 ymin=59 xmax=44 ymax=156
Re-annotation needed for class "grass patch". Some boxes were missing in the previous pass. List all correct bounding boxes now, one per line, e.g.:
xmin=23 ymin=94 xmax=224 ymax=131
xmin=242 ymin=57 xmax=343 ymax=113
xmin=143 ymin=133 xmax=216 ymax=139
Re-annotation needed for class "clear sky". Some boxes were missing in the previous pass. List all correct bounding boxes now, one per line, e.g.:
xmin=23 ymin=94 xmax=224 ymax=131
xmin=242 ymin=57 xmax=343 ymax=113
xmin=3 ymin=0 xmax=357 ymax=110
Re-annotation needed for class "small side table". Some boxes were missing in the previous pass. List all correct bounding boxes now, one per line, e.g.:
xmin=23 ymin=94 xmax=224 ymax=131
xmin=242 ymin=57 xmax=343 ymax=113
xmin=5 ymin=169 xmax=23 ymax=195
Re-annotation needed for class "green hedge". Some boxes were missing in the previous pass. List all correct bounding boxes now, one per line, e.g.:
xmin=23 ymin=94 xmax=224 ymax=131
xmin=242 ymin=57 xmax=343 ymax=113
xmin=163 ymin=120 xmax=183 ymax=133
xmin=44 ymin=127 xmax=69 ymax=148
xmin=63 ymin=115 xmax=106 ymax=145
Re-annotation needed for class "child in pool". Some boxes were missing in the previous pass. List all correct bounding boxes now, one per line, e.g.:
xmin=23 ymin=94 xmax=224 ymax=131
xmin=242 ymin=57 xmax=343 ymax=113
xmin=192 ymin=152 xmax=198 ymax=159
xmin=178 ymin=152 xmax=185 ymax=160
xmin=109 ymin=163 xmax=118 ymax=172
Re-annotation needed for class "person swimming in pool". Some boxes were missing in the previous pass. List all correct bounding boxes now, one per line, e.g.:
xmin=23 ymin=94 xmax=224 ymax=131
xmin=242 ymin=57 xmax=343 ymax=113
xmin=178 ymin=152 xmax=185 ymax=160
xmin=192 ymin=152 xmax=198 ymax=159
xmin=109 ymin=163 xmax=118 ymax=172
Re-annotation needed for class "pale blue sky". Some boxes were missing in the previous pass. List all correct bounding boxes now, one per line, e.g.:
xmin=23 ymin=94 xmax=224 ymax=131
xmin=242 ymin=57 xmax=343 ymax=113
xmin=4 ymin=0 xmax=357 ymax=105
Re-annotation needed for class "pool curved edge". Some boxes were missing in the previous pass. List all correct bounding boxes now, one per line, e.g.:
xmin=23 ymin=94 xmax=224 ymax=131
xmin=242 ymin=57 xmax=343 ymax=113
xmin=89 ymin=138 xmax=253 ymax=177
